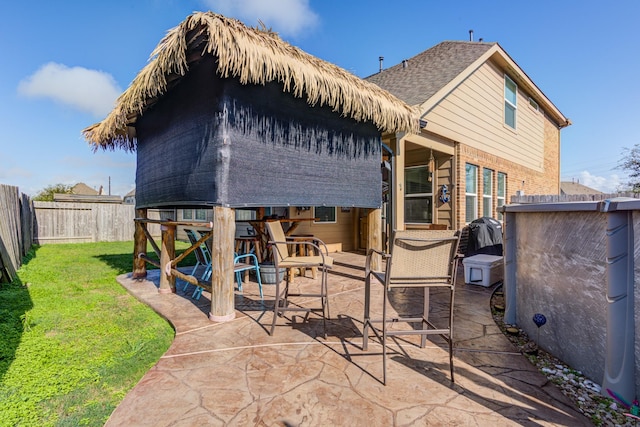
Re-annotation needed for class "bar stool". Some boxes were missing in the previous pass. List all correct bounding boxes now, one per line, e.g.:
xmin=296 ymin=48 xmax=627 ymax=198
xmin=289 ymin=234 xmax=317 ymax=279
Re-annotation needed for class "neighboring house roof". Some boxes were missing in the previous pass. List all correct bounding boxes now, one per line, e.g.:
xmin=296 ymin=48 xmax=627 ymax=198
xmin=123 ymin=188 xmax=136 ymax=204
xmin=366 ymin=41 xmax=570 ymax=128
xmin=71 ymin=182 xmax=98 ymax=195
xmin=560 ymin=181 xmax=603 ymax=195
xmin=83 ymin=11 xmax=418 ymax=151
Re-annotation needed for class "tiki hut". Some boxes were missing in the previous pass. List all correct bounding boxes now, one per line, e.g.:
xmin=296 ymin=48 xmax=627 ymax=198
xmin=83 ymin=11 xmax=417 ymax=209
xmin=82 ymin=11 xmax=417 ymax=321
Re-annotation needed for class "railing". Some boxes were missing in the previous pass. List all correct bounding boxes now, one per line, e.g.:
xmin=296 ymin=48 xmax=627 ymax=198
xmin=133 ymin=218 xmax=213 ymax=294
xmin=133 ymin=207 xmax=237 ymax=323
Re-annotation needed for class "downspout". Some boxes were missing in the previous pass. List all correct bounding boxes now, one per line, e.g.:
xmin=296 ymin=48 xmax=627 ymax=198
xmin=503 ymin=208 xmax=517 ymax=325
xmin=600 ymin=198 xmax=636 ymax=404
xmin=382 ymin=141 xmax=394 ymax=252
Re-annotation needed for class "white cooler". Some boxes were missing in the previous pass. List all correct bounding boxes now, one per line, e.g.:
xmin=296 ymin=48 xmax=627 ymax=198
xmin=463 ymin=254 xmax=503 ymax=287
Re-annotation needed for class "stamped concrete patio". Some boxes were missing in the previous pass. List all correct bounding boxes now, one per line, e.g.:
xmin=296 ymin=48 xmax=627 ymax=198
xmin=106 ymin=251 xmax=589 ymax=426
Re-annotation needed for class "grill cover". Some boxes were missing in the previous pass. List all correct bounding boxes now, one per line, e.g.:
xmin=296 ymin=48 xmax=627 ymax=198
xmin=466 ymin=217 xmax=503 ymax=257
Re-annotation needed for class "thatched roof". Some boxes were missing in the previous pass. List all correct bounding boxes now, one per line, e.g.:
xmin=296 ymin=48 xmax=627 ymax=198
xmin=83 ymin=11 xmax=418 ymax=151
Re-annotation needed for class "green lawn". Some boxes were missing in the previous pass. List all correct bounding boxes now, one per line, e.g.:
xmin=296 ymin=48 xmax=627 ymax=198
xmin=0 ymin=241 xmax=191 ymax=426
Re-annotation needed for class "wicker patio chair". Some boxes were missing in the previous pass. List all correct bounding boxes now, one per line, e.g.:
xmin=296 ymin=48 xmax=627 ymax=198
xmin=265 ymin=221 xmax=333 ymax=337
xmin=363 ymin=229 xmax=461 ymax=384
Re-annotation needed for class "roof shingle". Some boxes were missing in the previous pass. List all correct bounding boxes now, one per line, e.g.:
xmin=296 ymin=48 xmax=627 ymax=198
xmin=365 ymin=41 xmax=495 ymax=106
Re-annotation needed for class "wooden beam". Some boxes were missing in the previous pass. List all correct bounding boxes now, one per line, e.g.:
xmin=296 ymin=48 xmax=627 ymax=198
xmin=367 ymin=208 xmax=382 ymax=271
xmin=141 ymin=225 xmax=161 ymax=258
xmin=170 ymin=230 xmax=212 ymax=269
xmin=209 ymin=206 xmax=236 ymax=322
xmin=170 ymin=268 xmax=212 ymax=293
xmin=133 ymin=208 xmax=148 ymax=279
xmin=159 ymin=223 xmax=176 ymax=294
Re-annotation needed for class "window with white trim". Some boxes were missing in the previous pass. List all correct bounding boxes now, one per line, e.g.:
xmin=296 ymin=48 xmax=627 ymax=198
xmin=465 ymin=163 xmax=478 ymax=223
xmin=181 ymin=208 xmax=208 ymax=221
xmin=497 ymin=172 xmax=507 ymax=221
xmin=314 ymin=206 xmax=336 ymax=223
xmin=504 ymin=75 xmax=517 ymax=129
xmin=483 ymin=168 xmax=493 ymax=218
xmin=404 ymin=165 xmax=433 ymax=223
xmin=235 ymin=209 xmax=256 ymax=221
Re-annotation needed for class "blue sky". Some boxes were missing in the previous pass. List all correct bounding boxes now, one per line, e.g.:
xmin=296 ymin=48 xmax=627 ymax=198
xmin=1 ymin=0 xmax=638 ymax=196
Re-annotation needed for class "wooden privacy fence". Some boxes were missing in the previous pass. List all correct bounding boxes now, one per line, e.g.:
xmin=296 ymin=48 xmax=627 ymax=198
xmin=511 ymin=192 xmax=640 ymax=204
xmin=32 ymin=202 xmax=173 ymax=244
xmin=33 ymin=201 xmax=136 ymax=244
xmin=0 ymin=184 xmax=33 ymax=283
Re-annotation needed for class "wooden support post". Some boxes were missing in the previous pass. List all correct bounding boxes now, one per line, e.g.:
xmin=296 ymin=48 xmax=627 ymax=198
xmin=393 ymin=138 xmax=405 ymax=230
xmin=159 ymin=223 xmax=176 ymax=294
xmin=367 ymin=208 xmax=382 ymax=271
xmin=209 ymin=206 xmax=236 ymax=322
xmin=133 ymin=208 xmax=148 ymax=279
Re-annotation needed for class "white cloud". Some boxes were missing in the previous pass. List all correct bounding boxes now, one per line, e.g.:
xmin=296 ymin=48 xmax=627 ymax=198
xmin=0 ymin=166 xmax=32 ymax=181
xmin=202 ymin=0 xmax=319 ymax=38
xmin=571 ymin=170 xmax=626 ymax=194
xmin=17 ymin=62 xmax=121 ymax=117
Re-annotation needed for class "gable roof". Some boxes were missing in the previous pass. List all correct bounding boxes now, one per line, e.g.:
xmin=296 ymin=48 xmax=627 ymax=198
xmin=71 ymin=182 xmax=98 ymax=195
xmin=366 ymin=41 xmax=496 ymax=107
xmin=366 ymin=41 xmax=570 ymax=128
xmin=83 ymin=11 xmax=418 ymax=151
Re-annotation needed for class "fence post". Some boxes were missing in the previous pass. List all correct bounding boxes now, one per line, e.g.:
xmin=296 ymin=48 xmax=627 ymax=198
xmin=133 ymin=209 xmax=148 ymax=279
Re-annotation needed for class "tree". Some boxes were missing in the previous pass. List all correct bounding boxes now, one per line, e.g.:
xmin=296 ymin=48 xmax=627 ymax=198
xmin=619 ymin=144 xmax=640 ymax=192
xmin=32 ymin=184 xmax=73 ymax=201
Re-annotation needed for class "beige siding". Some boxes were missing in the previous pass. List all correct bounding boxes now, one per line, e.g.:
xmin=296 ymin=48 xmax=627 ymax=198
xmin=435 ymin=156 xmax=453 ymax=227
xmin=287 ymin=207 xmax=355 ymax=251
xmin=424 ymin=61 xmax=545 ymax=172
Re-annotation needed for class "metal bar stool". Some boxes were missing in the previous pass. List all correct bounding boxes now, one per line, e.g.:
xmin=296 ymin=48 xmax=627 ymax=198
xmin=288 ymin=234 xmax=317 ymax=279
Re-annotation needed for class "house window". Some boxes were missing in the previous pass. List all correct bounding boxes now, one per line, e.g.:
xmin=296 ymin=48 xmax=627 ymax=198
xmin=497 ymin=172 xmax=507 ymax=221
xmin=314 ymin=206 xmax=336 ymax=223
xmin=404 ymin=165 xmax=433 ymax=223
xmin=529 ymin=97 xmax=539 ymax=111
xmin=182 ymin=208 xmax=208 ymax=221
xmin=504 ymin=75 xmax=517 ymax=129
xmin=465 ymin=163 xmax=478 ymax=223
xmin=235 ymin=209 xmax=256 ymax=221
xmin=483 ymin=168 xmax=493 ymax=218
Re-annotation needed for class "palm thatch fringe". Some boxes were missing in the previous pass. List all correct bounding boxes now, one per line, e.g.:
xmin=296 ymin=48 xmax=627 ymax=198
xmin=82 ymin=11 xmax=418 ymax=151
